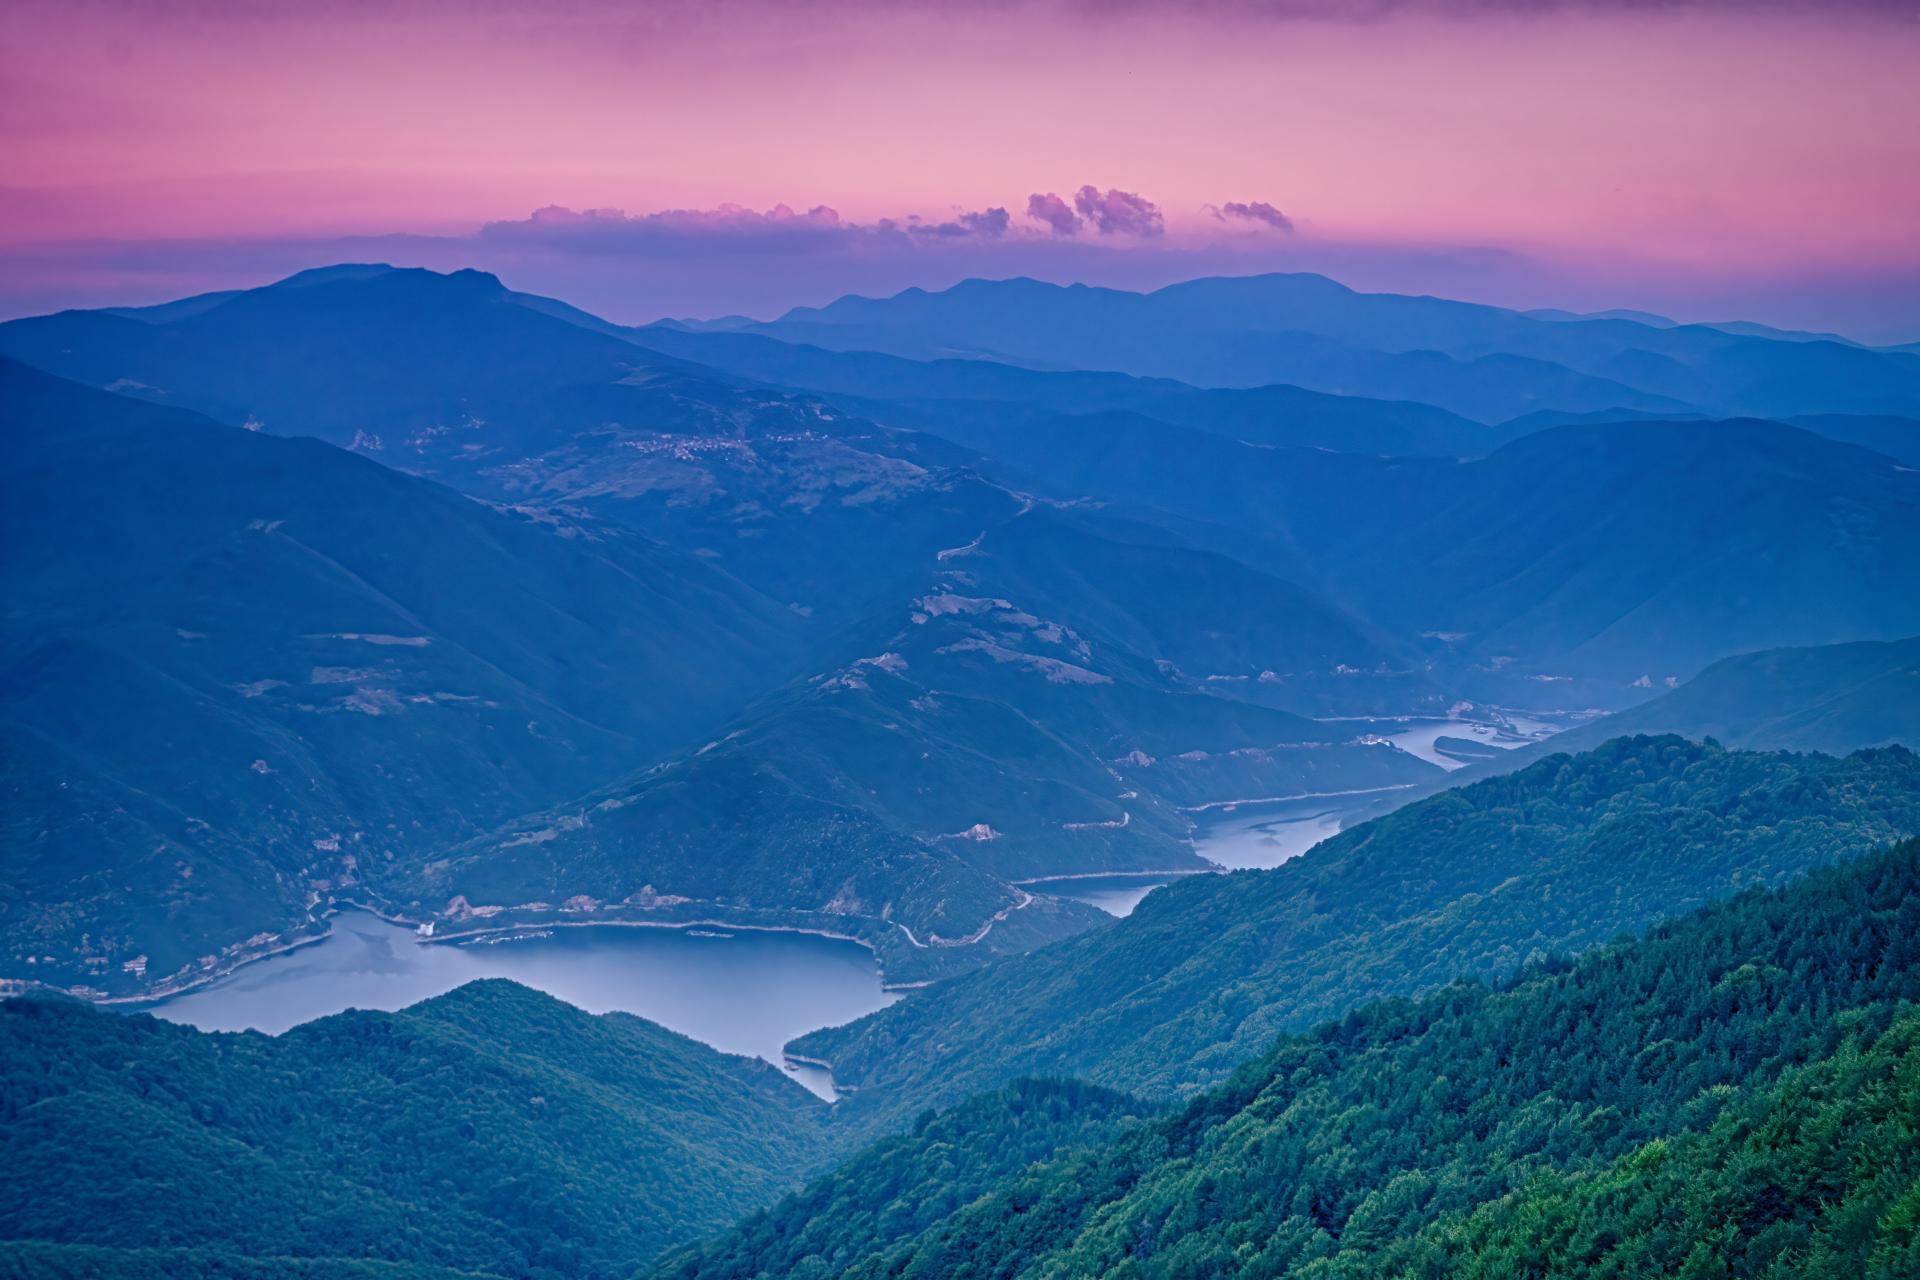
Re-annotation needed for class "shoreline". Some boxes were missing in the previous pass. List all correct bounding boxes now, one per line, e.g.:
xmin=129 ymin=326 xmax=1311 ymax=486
xmin=21 ymin=773 xmax=1448 ymax=1010
xmin=58 ymin=922 xmax=342 ymax=1011
xmin=424 ymin=913 xmax=886 ymax=959
xmin=11 ymin=897 xmax=901 ymax=1014
xmin=1181 ymin=783 xmax=1417 ymax=814
xmin=1014 ymin=868 xmax=1216 ymax=886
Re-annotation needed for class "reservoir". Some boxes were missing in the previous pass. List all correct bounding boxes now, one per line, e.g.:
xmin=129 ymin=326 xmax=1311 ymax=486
xmin=1044 ymin=785 xmax=1409 ymax=918
xmin=1335 ymin=707 xmax=1581 ymax=771
xmin=1189 ymin=787 xmax=1402 ymax=871
xmin=146 ymin=710 xmax=1579 ymax=1070
xmin=1026 ymin=873 xmax=1190 ymax=917
xmin=148 ymin=909 xmax=898 ymax=1099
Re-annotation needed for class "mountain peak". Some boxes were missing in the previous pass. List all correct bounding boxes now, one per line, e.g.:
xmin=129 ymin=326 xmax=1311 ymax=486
xmin=268 ymin=263 xmax=399 ymax=289
xmin=267 ymin=263 xmax=508 ymax=298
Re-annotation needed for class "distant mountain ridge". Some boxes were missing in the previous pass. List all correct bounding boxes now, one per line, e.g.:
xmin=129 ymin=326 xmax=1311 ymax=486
xmin=866 ymin=407 xmax=1920 ymax=687
xmin=732 ymin=272 xmax=1920 ymax=421
xmin=0 ymin=264 xmax=1022 ymax=634
xmin=624 ymin=323 xmax=1506 ymax=457
xmin=1368 ymin=634 xmax=1920 ymax=812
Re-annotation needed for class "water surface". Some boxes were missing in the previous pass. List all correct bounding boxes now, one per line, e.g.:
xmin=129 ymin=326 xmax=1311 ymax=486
xmin=1034 ymin=874 xmax=1186 ymax=917
xmin=1190 ymin=789 xmax=1400 ymax=872
xmin=150 ymin=910 xmax=897 ymax=1099
xmin=1369 ymin=708 xmax=1578 ymax=770
xmin=1042 ymin=786 xmax=1410 ymax=918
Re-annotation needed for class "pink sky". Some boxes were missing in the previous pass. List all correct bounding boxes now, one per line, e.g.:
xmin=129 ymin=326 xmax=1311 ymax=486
xmin=3 ymin=0 xmax=1918 ymax=335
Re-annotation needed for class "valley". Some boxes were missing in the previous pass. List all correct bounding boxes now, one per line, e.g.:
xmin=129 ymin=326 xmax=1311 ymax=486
xmin=131 ymin=700 xmax=1571 ymax=1078
xmin=7 ymin=6 xmax=1920 ymax=1276
xmin=4 ymin=252 xmax=1918 ymax=1278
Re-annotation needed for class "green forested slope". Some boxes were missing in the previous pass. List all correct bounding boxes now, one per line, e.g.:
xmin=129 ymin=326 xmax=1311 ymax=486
xmin=0 ymin=982 xmax=830 ymax=1279
xmin=794 ymin=737 xmax=1920 ymax=1133
xmin=0 ymin=1244 xmax=490 ymax=1280
xmin=653 ymin=1079 xmax=1151 ymax=1280
xmin=662 ymin=838 xmax=1920 ymax=1280
xmin=1406 ymin=1018 xmax=1920 ymax=1278
xmin=8 ymin=749 xmax=1919 ymax=1280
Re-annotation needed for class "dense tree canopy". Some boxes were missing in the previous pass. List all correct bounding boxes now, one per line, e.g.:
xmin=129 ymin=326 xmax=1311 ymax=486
xmin=663 ymin=838 xmax=1920 ymax=1279
xmin=0 ymin=982 xmax=830 ymax=1279
xmin=8 ymin=742 xmax=1919 ymax=1279
xmin=801 ymin=736 xmax=1920 ymax=1133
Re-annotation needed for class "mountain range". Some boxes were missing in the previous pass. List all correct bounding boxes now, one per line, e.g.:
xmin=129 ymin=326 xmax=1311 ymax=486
xmin=7 ymin=265 xmax=1920 ymax=998
xmin=854 ymin=405 xmax=1920 ymax=687
xmin=691 ymin=272 xmax=1920 ymax=421
xmin=6 ymin=259 xmax=1920 ymax=1277
xmin=0 ymin=358 xmax=804 ymax=996
xmin=9 ymin=265 xmax=1919 ymax=693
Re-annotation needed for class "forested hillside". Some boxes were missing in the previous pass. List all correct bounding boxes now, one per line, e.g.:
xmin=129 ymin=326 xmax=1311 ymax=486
xmin=0 ymin=1246 xmax=482 ymax=1280
xmin=794 ymin=736 xmax=1920 ymax=1131
xmin=0 ymin=982 xmax=830 ymax=1278
xmin=661 ymin=838 xmax=1920 ymax=1279
xmin=7 ymin=6 xmax=1920 ymax=1277
xmin=439 ymin=504 xmax=1435 ymax=983
xmin=0 ymin=358 xmax=802 ymax=996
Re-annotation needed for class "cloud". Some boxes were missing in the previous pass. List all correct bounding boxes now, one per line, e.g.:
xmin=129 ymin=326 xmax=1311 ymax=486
xmin=1212 ymin=200 xmax=1295 ymax=231
xmin=478 ymin=203 xmax=859 ymax=255
xmin=480 ymin=202 xmax=1027 ymax=256
xmin=959 ymin=206 xmax=1012 ymax=237
xmin=1026 ymin=192 xmax=1083 ymax=236
xmin=1072 ymin=186 xmax=1164 ymax=237
xmin=491 ymin=194 xmax=1153 ymax=260
xmin=892 ymin=206 xmax=1013 ymax=239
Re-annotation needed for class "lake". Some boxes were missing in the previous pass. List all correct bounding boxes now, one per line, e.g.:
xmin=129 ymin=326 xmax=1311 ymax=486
xmin=1024 ymin=872 xmax=1196 ymax=917
xmin=1043 ymin=785 xmax=1411 ymax=919
xmin=148 ymin=909 xmax=898 ymax=1100
xmin=1047 ymin=703 xmax=1584 ymax=919
xmin=1340 ymin=707 xmax=1580 ymax=771
xmin=1189 ymin=788 xmax=1402 ymax=871
xmin=145 ymin=710 xmax=1580 ymax=1079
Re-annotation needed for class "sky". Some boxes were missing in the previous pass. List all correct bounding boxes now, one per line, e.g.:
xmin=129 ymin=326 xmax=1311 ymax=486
xmin=3 ymin=0 xmax=1918 ymax=339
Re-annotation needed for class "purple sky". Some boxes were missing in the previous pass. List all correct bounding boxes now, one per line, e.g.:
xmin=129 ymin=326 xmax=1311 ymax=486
xmin=3 ymin=0 xmax=1918 ymax=338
